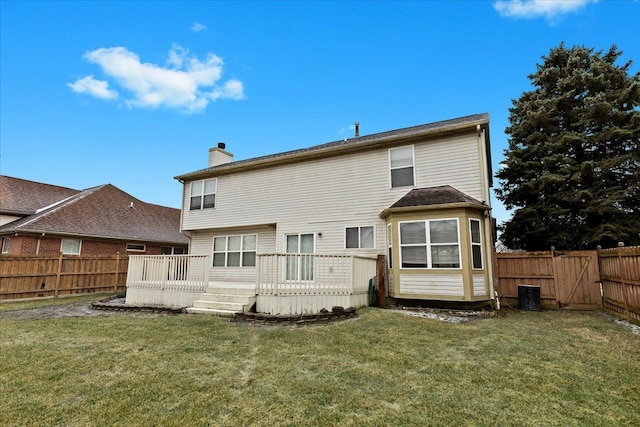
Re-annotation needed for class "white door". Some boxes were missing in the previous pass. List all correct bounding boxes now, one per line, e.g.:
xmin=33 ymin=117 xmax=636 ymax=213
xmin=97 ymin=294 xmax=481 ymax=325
xmin=285 ymin=234 xmax=314 ymax=281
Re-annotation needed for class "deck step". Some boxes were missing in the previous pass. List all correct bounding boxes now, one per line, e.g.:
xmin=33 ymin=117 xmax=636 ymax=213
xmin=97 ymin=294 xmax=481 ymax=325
xmin=186 ymin=307 xmax=238 ymax=317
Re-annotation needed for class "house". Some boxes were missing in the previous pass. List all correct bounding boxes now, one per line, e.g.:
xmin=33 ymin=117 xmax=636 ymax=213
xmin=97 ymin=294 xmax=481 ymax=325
xmin=125 ymin=113 xmax=495 ymax=314
xmin=0 ymin=176 xmax=188 ymax=256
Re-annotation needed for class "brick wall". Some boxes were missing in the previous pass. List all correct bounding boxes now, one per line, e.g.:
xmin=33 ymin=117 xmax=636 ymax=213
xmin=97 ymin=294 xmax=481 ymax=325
xmin=3 ymin=235 xmax=187 ymax=256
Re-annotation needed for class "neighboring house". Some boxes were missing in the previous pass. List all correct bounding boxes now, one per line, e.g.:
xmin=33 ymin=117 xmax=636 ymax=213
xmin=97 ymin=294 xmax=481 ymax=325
xmin=0 ymin=176 xmax=188 ymax=256
xmin=126 ymin=113 xmax=495 ymax=314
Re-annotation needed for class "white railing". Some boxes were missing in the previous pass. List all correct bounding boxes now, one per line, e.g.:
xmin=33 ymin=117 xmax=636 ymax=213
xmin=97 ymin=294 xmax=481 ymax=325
xmin=257 ymin=254 xmax=377 ymax=296
xmin=126 ymin=254 xmax=210 ymax=292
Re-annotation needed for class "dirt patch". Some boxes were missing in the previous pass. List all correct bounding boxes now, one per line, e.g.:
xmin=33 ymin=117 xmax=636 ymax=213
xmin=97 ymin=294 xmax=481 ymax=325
xmin=0 ymin=296 xmax=182 ymax=320
xmin=0 ymin=301 xmax=127 ymax=320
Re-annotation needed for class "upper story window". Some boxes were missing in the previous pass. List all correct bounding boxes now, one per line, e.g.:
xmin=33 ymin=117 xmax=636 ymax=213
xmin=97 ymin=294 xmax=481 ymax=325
xmin=470 ymin=219 xmax=483 ymax=269
xmin=389 ymin=146 xmax=415 ymax=188
xmin=345 ymin=226 xmax=375 ymax=249
xmin=61 ymin=238 xmax=81 ymax=255
xmin=1 ymin=237 xmax=9 ymax=254
xmin=399 ymin=219 xmax=460 ymax=269
xmin=213 ymin=234 xmax=257 ymax=267
xmin=190 ymin=179 xmax=216 ymax=210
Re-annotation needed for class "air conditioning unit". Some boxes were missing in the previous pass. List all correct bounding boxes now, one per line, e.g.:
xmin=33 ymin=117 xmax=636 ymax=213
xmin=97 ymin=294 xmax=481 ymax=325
xmin=518 ymin=284 xmax=541 ymax=311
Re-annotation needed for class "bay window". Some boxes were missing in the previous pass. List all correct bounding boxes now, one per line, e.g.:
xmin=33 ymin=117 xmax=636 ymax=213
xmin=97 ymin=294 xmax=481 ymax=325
xmin=399 ymin=219 xmax=460 ymax=269
xmin=470 ymin=219 xmax=483 ymax=269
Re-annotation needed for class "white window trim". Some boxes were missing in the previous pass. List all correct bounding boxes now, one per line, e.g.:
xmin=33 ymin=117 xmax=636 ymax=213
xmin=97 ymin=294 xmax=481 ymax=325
xmin=398 ymin=218 xmax=461 ymax=269
xmin=190 ymin=178 xmax=217 ymax=211
xmin=60 ymin=238 xmax=82 ymax=255
xmin=344 ymin=225 xmax=376 ymax=249
xmin=389 ymin=145 xmax=416 ymax=189
xmin=126 ymin=243 xmax=146 ymax=252
xmin=212 ymin=234 xmax=258 ymax=268
xmin=1 ymin=237 xmax=9 ymax=254
xmin=387 ymin=224 xmax=393 ymax=269
xmin=469 ymin=219 xmax=484 ymax=270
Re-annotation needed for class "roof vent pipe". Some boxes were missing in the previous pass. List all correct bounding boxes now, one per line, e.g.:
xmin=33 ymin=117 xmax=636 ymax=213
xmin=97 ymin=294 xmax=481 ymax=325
xmin=354 ymin=122 xmax=360 ymax=137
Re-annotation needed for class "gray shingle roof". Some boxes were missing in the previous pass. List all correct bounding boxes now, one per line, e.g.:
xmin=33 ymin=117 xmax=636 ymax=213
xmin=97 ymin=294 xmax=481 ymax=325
xmin=0 ymin=180 xmax=188 ymax=245
xmin=0 ymin=175 xmax=80 ymax=216
xmin=176 ymin=113 xmax=490 ymax=181
xmin=389 ymin=186 xmax=485 ymax=208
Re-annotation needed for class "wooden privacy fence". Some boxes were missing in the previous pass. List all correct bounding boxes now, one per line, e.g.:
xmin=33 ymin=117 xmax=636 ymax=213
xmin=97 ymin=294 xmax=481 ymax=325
xmin=0 ymin=254 xmax=128 ymax=301
xmin=495 ymin=249 xmax=602 ymax=310
xmin=598 ymin=245 xmax=640 ymax=324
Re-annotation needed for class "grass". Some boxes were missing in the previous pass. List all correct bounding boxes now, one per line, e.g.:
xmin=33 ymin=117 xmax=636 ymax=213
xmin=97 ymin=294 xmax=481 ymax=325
xmin=1 ymin=298 xmax=639 ymax=426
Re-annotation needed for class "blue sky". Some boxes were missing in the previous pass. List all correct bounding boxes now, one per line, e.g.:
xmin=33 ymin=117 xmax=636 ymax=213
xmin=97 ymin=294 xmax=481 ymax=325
xmin=1 ymin=0 xmax=638 ymax=226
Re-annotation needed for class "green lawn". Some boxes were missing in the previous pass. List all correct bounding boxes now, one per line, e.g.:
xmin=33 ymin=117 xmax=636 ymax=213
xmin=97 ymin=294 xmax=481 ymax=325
xmin=1 ymin=297 xmax=639 ymax=426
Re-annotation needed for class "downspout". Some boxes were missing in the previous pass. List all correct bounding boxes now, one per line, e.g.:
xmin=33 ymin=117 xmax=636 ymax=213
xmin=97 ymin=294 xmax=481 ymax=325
xmin=36 ymin=232 xmax=45 ymax=255
xmin=477 ymin=125 xmax=497 ymax=308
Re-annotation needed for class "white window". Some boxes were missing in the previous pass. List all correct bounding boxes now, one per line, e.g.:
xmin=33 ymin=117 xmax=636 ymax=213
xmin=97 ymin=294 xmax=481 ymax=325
xmin=126 ymin=243 xmax=146 ymax=252
xmin=1 ymin=237 xmax=9 ymax=254
xmin=61 ymin=239 xmax=81 ymax=255
xmin=213 ymin=235 xmax=257 ymax=267
xmin=389 ymin=146 xmax=415 ymax=188
xmin=286 ymin=233 xmax=314 ymax=281
xmin=190 ymin=179 xmax=217 ymax=210
xmin=470 ymin=219 xmax=483 ymax=269
xmin=399 ymin=219 xmax=460 ymax=269
xmin=387 ymin=224 xmax=393 ymax=269
xmin=161 ymin=247 xmax=186 ymax=255
xmin=345 ymin=226 xmax=375 ymax=249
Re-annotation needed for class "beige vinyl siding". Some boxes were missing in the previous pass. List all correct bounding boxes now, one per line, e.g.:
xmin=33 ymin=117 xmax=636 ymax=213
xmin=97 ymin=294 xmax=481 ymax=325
xmin=189 ymin=225 xmax=276 ymax=283
xmin=399 ymin=274 xmax=465 ymax=296
xmin=182 ymin=132 xmax=485 ymax=257
xmin=414 ymin=134 xmax=483 ymax=201
xmin=473 ymin=274 xmax=488 ymax=296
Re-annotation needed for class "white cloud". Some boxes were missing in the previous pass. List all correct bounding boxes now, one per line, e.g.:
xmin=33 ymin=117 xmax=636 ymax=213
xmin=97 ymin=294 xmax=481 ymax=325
xmin=191 ymin=22 xmax=207 ymax=32
xmin=494 ymin=0 xmax=597 ymax=20
xmin=70 ymin=45 xmax=244 ymax=113
xmin=67 ymin=75 xmax=119 ymax=100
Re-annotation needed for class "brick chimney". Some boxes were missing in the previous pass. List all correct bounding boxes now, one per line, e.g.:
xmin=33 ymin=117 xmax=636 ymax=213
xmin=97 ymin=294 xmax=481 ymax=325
xmin=208 ymin=142 xmax=233 ymax=167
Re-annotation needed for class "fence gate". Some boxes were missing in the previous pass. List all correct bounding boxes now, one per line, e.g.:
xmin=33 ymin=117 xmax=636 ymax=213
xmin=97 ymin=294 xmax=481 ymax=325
xmin=553 ymin=250 xmax=601 ymax=310
xmin=495 ymin=250 xmax=602 ymax=310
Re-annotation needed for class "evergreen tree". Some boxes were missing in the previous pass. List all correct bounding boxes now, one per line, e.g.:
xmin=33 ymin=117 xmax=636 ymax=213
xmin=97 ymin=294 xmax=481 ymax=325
xmin=496 ymin=43 xmax=640 ymax=250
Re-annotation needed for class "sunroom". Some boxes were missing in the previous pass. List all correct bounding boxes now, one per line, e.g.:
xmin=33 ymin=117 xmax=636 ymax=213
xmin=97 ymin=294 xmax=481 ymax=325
xmin=380 ymin=186 xmax=494 ymax=304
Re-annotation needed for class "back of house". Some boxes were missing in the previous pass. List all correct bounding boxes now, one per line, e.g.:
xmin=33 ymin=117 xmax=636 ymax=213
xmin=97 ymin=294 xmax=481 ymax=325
xmin=174 ymin=113 xmax=495 ymax=310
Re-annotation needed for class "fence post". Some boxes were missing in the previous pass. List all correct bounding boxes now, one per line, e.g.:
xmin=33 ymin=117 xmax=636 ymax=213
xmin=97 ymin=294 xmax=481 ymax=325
xmin=377 ymin=254 xmax=386 ymax=308
xmin=55 ymin=252 xmax=63 ymax=298
xmin=114 ymin=252 xmax=120 ymax=293
xmin=550 ymin=246 xmax=560 ymax=309
xmin=617 ymin=242 xmax=631 ymax=318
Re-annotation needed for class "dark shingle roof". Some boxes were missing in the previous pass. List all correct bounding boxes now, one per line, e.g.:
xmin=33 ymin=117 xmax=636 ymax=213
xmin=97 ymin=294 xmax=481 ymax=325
xmin=0 ymin=183 xmax=188 ymax=245
xmin=390 ymin=186 xmax=485 ymax=208
xmin=380 ymin=186 xmax=489 ymax=218
xmin=0 ymin=175 xmax=80 ymax=216
xmin=176 ymin=113 xmax=490 ymax=181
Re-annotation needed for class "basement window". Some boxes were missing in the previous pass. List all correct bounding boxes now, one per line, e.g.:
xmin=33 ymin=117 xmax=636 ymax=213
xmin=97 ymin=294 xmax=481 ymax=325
xmin=126 ymin=243 xmax=146 ymax=252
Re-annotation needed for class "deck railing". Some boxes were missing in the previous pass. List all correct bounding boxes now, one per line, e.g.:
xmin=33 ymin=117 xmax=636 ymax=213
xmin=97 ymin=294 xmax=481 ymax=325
xmin=126 ymin=254 xmax=210 ymax=292
xmin=257 ymin=254 xmax=377 ymax=296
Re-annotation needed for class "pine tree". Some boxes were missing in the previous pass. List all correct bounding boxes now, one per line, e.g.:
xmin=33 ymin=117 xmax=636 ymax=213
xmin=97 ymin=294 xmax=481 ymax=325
xmin=496 ymin=43 xmax=640 ymax=250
